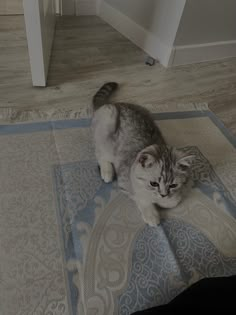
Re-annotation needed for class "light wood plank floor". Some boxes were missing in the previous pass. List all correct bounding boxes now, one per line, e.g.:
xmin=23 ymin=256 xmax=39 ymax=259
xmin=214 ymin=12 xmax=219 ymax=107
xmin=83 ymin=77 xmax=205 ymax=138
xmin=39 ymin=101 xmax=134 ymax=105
xmin=0 ymin=0 xmax=23 ymax=15
xmin=1 ymin=15 xmax=236 ymax=135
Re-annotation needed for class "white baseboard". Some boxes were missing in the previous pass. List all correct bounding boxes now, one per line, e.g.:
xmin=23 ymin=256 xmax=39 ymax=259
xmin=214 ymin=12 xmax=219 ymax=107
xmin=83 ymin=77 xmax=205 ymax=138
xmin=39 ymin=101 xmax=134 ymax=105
xmin=170 ymin=40 xmax=236 ymax=66
xmin=99 ymin=1 xmax=172 ymax=67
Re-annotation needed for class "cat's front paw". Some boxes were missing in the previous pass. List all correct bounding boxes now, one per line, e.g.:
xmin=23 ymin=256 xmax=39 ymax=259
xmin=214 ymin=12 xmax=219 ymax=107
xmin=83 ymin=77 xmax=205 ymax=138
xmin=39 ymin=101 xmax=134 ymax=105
xmin=141 ymin=205 xmax=161 ymax=227
xmin=100 ymin=161 xmax=114 ymax=183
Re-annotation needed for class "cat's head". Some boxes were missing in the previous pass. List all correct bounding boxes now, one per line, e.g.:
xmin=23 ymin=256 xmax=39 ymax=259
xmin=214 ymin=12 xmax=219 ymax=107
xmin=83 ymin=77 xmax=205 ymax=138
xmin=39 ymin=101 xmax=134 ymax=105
xmin=133 ymin=144 xmax=194 ymax=200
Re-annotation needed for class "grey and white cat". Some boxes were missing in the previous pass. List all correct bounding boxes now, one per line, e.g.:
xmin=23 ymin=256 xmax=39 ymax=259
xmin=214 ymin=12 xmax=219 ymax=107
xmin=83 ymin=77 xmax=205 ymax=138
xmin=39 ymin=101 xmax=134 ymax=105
xmin=92 ymin=82 xmax=194 ymax=226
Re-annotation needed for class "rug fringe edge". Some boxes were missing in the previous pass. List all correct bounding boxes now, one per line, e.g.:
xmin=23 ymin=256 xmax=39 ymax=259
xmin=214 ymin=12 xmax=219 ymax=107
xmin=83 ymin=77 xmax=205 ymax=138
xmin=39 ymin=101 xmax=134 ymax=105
xmin=0 ymin=106 xmax=92 ymax=124
xmin=0 ymin=103 xmax=208 ymax=123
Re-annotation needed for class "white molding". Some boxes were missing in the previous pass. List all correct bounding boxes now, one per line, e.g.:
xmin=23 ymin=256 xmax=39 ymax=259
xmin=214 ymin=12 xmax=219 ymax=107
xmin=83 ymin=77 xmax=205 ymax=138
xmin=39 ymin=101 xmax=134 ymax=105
xmin=170 ymin=40 xmax=236 ymax=66
xmin=99 ymin=1 xmax=172 ymax=67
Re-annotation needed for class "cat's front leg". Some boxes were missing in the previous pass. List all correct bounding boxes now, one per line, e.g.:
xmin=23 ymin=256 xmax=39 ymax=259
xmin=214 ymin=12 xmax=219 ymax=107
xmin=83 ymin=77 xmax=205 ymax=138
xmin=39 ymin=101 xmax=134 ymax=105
xmin=99 ymin=160 xmax=114 ymax=183
xmin=135 ymin=199 xmax=161 ymax=226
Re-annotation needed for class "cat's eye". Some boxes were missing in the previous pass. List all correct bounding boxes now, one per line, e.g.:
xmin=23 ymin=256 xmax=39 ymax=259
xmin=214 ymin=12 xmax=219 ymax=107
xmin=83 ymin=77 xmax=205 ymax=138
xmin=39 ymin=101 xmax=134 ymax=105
xmin=150 ymin=181 xmax=159 ymax=188
xmin=169 ymin=183 xmax=178 ymax=189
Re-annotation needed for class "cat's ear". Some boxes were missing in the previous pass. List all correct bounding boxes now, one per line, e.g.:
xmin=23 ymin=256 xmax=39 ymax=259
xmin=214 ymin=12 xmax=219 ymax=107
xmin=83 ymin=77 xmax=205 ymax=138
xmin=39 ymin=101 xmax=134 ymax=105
xmin=138 ymin=145 xmax=159 ymax=168
xmin=177 ymin=155 xmax=195 ymax=171
xmin=138 ymin=153 xmax=155 ymax=168
xmin=174 ymin=149 xmax=195 ymax=172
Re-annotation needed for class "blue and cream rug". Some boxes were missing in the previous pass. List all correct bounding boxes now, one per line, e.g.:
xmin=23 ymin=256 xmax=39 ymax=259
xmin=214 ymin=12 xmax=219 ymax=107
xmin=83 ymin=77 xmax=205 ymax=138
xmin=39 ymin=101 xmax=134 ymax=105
xmin=1 ymin=104 xmax=236 ymax=315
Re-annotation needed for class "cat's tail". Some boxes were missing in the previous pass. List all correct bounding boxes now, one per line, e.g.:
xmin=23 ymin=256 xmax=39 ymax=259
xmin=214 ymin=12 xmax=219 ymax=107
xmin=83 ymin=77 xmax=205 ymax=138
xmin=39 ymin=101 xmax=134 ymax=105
xmin=93 ymin=82 xmax=118 ymax=110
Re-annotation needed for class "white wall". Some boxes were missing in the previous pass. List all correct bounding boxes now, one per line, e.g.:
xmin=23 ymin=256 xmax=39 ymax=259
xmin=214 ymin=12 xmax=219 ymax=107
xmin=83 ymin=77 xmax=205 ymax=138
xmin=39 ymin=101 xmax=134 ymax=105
xmin=175 ymin=0 xmax=236 ymax=45
xmin=170 ymin=0 xmax=236 ymax=66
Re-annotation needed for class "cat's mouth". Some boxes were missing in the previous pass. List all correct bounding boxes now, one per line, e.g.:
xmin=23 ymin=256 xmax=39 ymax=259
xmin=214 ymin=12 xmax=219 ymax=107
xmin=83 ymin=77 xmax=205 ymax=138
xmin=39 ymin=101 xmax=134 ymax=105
xmin=160 ymin=193 xmax=168 ymax=198
xmin=156 ymin=191 xmax=175 ymax=199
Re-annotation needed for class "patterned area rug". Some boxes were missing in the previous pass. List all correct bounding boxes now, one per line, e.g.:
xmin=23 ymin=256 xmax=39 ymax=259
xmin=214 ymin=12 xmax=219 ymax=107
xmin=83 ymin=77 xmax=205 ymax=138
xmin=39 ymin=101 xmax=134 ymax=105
xmin=1 ymin=105 xmax=236 ymax=315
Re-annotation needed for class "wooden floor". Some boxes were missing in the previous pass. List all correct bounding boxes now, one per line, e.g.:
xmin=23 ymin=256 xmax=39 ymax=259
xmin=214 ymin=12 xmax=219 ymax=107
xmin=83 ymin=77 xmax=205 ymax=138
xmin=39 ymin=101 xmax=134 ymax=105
xmin=0 ymin=0 xmax=23 ymax=15
xmin=1 ymin=15 xmax=236 ymax=135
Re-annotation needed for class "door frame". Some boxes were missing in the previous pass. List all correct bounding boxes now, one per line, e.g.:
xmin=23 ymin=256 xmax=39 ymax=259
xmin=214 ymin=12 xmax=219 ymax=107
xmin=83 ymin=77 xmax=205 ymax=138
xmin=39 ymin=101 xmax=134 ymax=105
xmin=23 ymin=0 xmax=56 ymax=86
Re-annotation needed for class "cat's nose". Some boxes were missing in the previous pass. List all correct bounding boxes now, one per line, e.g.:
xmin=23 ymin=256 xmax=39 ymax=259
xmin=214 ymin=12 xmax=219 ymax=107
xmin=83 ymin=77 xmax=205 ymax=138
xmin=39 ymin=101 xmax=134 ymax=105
xmin=160 ymin=193 xmax=168 ymax=198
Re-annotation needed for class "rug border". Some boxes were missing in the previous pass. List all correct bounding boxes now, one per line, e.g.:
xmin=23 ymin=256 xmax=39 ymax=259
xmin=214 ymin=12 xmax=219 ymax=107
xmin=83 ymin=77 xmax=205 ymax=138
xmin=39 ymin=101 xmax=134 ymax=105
xmin=152 ymin=110 xmax=236 ymax=148
xmin=0 ymin=109 xmax=235 ymax=148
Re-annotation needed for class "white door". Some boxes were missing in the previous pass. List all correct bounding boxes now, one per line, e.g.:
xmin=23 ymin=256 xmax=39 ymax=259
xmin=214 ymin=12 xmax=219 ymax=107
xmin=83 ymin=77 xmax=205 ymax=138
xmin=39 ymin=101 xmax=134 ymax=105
xmin=23 ymin=0 xmax=56 ymax=86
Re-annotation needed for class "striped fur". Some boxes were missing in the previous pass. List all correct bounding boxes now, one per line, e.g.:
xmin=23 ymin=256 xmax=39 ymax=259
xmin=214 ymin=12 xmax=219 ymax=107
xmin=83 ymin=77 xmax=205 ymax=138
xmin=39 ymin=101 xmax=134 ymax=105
xmin=93 ymin=82 xmax=118 ymax=110
xmin=92 ymin=84 xmax=194 ymax=226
